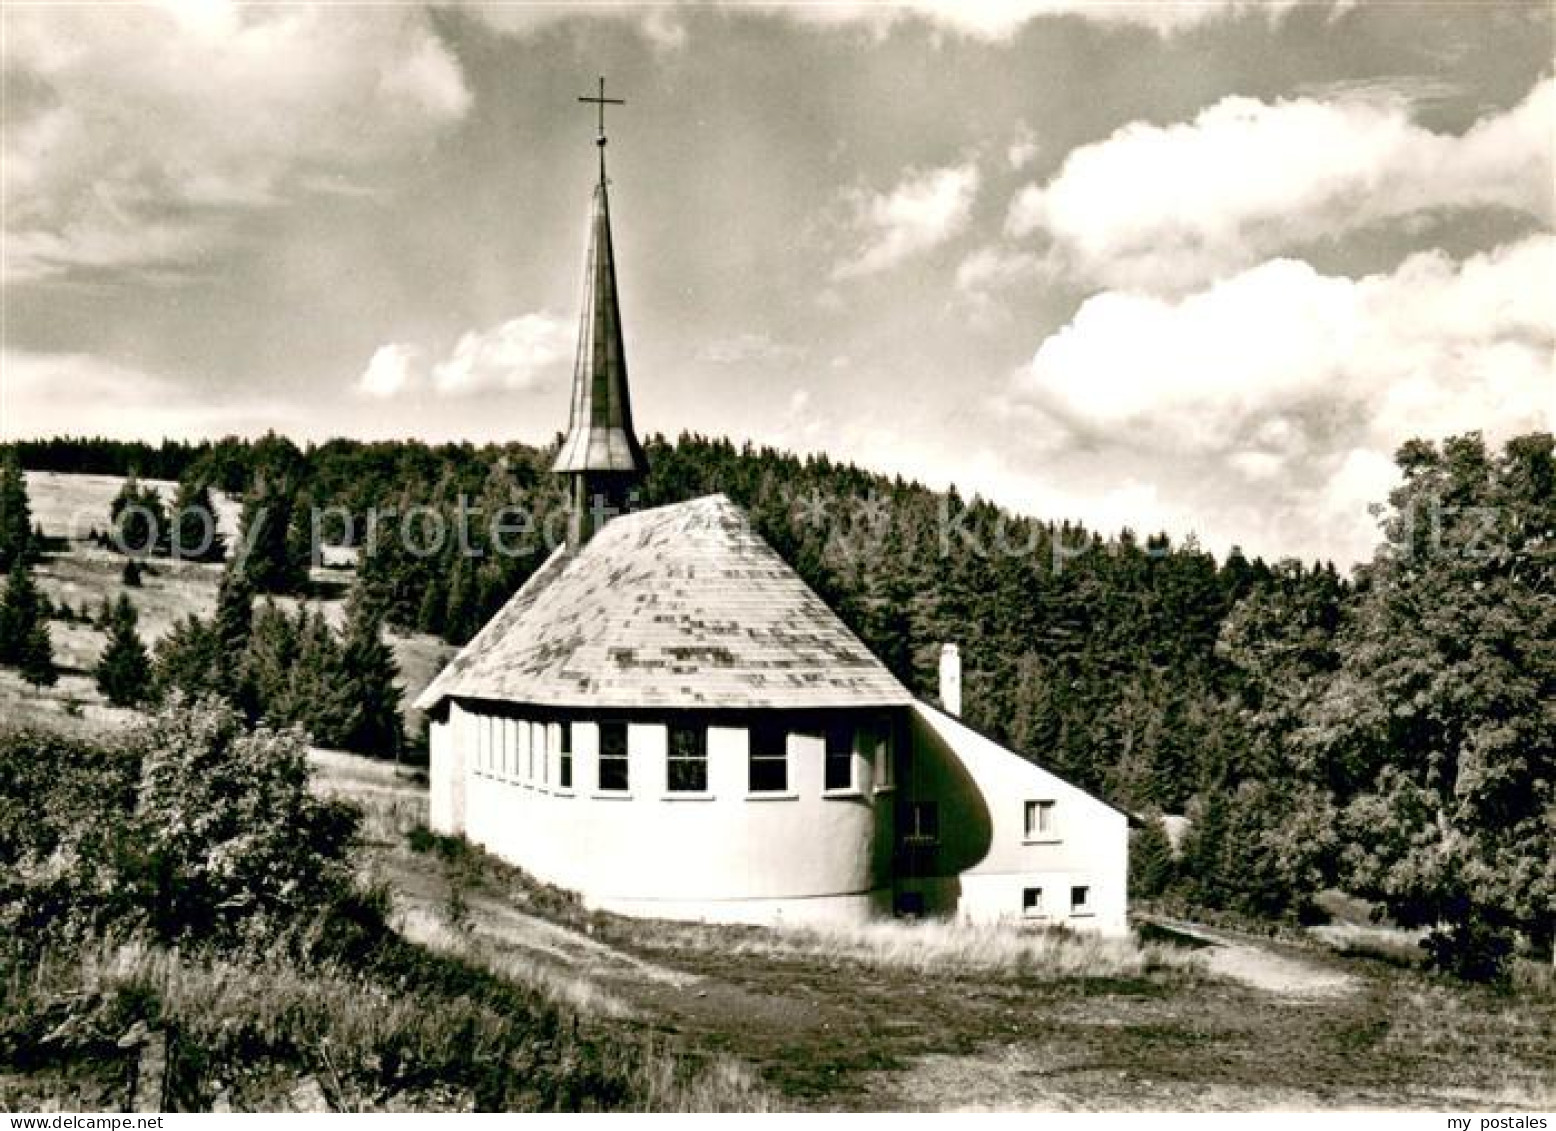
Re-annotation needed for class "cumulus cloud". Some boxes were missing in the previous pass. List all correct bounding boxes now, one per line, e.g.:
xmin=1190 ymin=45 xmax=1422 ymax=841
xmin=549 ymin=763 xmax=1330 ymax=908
xmin=764 ymin=0 xmax=1324 ymax=40
xmin=832 ymin=162 xmax=980 ymax=280
xmin=1 ymin=350 xmax=296 ymax=440
xmin=1007 ymin=76 xmax=1554 ymax=291
xmin=358 ymin=314 xmax=573 ymax=399
xmin=459 ymin=1 xmax=688 ymax=49
xmin=1003 ymin=234 xmax=1555 ymax=563
xmin=3 ymin=2 xmax=470 ymax=282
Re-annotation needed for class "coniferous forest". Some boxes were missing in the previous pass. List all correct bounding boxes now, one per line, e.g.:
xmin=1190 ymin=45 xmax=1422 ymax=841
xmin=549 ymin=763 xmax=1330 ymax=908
xmin=8 ymin=429 xmax=1554 ymax=978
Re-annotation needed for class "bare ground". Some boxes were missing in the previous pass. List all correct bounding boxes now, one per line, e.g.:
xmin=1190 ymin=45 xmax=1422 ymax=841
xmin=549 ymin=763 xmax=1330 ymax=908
xmin=312 ymin=750 xmax=1556 ymax=1113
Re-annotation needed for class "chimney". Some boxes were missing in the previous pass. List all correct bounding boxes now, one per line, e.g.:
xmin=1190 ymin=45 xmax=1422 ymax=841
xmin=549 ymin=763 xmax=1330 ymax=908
xmin=938 ymin=643 xmax=962 ymax=717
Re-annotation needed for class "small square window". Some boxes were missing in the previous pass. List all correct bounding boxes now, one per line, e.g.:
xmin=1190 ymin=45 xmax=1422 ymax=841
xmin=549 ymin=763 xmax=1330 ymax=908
xmin=1022 ymin=887 xmax=1043 ymax=918
xmin=1024 ymin=800 xmax=1057 ymax=840
xmin=748 ymin=722 xmax=788 ymax=793
xmin=599 ymin=721 xmax=629 ymax=792
xmin=1070 ymin=885 xmax=1092 ymax=915
xmin=667 ymin=722 xmax=708 ymax=793
xmin=824 ymin=722 xmax=854 ymax=791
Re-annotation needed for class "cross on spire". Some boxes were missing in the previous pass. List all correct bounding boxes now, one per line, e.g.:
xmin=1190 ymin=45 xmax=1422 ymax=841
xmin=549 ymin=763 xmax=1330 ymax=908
xmin=578 ymin=75 xmax=625 ymax=147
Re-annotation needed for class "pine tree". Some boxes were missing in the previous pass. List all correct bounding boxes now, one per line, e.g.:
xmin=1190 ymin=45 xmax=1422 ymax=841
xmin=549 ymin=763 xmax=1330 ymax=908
xmin=1129 ymin=812 xmax=1176 ymax=900
xmin=234 ymin=476 xmax=307 ymax=594
xmin=95 ymin=593 xmax=152 ymax=706
xmin=109 ymin=472 xmax=168 ymax=557
xmin=0 ymin=449 xmax=33 ymax=572
xmin=0 ymin=557 xmax=55 ymax=685
xmin=170 ymin=478 xmax=226 ymax=562
xmin=18 ymin=620 xmax=57 ymax=687
xmin=0 ymin=557 xmax=41 ymax=665
xmin=339 ymin=582 xmax=405 ymax=759
xmin=153 ymin=615 xmax=223 ymax=701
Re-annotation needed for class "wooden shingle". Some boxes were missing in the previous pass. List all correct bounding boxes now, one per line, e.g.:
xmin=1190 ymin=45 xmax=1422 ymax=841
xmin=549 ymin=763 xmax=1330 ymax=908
xmin=414 ymin=494 xmax=912 ymax=711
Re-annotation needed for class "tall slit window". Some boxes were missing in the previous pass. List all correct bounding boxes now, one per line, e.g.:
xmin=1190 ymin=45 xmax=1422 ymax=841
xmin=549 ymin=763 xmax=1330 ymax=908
xmin=533 ymin=722 xmax=548 ymax=786
xmin=598 ymin=721 xmax=629 ymax=792
xmin=667 ymin=722 xmax=708 ymax=793
xmin=824 ymin=722 xmax=854 ymax=792
xmin=748 ymin=722 xmax=788 ymax=793
xmin=558 ymin=723 xmax=573 ymax=790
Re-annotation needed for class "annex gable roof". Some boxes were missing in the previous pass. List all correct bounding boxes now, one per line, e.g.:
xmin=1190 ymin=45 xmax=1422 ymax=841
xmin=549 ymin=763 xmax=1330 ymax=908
xmin=414 ymin=494 xmax=912 ymax=712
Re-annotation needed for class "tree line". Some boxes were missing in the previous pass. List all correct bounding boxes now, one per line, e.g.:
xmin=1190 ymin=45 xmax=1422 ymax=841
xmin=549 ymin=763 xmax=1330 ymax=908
xmin=10 ymin=429 xmax=1554 ymax=978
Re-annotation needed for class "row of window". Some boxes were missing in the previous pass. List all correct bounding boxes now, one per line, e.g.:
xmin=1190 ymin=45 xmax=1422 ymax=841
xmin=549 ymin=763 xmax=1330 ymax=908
xmin=469 ymin=714 xmax=893 ymax=798
xmin=1023 ymin=884 xmax=1092 ymax=918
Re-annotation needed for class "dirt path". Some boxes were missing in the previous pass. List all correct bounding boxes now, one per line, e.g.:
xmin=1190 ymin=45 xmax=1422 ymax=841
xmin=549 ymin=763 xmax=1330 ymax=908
xmin=1142 ymin=918 xmax=1357 ymax=1000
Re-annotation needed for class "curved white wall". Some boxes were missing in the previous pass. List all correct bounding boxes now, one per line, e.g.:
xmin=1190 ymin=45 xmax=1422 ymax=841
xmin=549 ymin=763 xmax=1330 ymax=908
xmin=442 ymin=701 xmax=897 ymax=922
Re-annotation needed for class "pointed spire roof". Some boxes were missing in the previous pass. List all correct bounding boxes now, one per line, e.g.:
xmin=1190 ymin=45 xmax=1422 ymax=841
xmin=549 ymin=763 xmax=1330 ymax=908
xmin=552 ymin=144 xmax=648 ymax=477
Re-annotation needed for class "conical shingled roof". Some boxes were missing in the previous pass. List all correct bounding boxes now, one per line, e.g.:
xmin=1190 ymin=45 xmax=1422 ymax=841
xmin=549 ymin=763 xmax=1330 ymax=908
xmin=551 ymin=171 xmax=648 ymax=476
xmin=414 ymin=494 xmax=912 ymax=711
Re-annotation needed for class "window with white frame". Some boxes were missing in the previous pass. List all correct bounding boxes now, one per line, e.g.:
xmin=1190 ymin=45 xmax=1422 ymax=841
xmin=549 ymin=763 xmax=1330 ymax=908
xmin=518 ymin=719 xmax=532 ymax=782
xmin=667 ymin=722 xmax=707 ymax=793
xmin=598 ymin=721 xmax=629 ymax=792
xmin=824 ymin=722 xmax=854 ymax=791
xmin=1024 ymin=799 xmax=1057 ymax=841
xmin=863 ymin=718 xmax=893 ymax=790
xmin=1070 ymin=885 xmax=1092 ymax=915
xmin=748 ymin=721 xmax=788 ymax=793
xmin=1022 ymin=887 xmax=1044 ymax=919
xmin=498 ymin=717 xmax=511 ymax=779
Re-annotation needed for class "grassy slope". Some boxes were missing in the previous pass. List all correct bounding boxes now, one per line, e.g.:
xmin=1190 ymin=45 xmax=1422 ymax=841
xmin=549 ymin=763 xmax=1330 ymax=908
xmin=6 ymin=472 xmax=453 ymax=745
xmin=313 ymin=753 xmax=1556 ymax=1112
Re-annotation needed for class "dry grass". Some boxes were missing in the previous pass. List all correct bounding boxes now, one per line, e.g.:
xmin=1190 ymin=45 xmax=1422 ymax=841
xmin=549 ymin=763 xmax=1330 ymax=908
xmin=622 ymin=914 xmax=1200 ymax=981
xmin=4 ymin=933 xmax=775 ymax=1112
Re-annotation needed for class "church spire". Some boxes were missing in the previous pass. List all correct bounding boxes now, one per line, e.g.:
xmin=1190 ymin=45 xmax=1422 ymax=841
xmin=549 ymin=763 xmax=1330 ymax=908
xmin=553 ymin=77 xmax=647 ymax=546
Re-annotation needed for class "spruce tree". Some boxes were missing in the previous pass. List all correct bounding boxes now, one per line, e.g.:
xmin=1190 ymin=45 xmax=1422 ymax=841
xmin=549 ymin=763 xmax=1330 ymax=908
xmin=0 ymin=557 xmax=55 ymax=685
xmin=1129 ymin=812 xmax=1177 ymax=900
xmin=0 ymin=557 xmax=41 ymax=665
xmin=153 ymin=614 xmax=223 ymax=701
xmin=0 ymin=449 xmax=32 ymax=571
xmin=96 ymin=593 xmax=152 ymax=706
xmin=234 ymin=475 xmax=307 ymax=594
xmin=109 ymin=472 xmax=167 ymax=557
xmin=340 ymin=582 xmax=405 ymax=759
xmin=170 ymin=478 xmax=226 ymax=562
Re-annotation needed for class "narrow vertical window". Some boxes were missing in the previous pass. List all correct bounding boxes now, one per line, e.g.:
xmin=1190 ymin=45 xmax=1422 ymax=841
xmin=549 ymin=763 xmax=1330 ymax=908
xmin=598 ymin=721 xmax=629 ymax=792
xmin=533 ymin=722 xmax=548 ymax=786
xmin=667 ymin=722 xmax=708 ymax=793
xmin=748 ymin=721 xmax=788 ymax=793
xmin=558 ymin=722 xmax=573 ymax=790
xmin=824 ymin=722 xmax=854 ymax=792
xmin=864 ymin=718 xmax=893 ymax=790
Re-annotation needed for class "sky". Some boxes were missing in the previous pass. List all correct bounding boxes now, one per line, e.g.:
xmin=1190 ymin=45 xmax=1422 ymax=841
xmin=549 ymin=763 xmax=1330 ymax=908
xmin=2 ymin=0 xmax=1552 ymax=567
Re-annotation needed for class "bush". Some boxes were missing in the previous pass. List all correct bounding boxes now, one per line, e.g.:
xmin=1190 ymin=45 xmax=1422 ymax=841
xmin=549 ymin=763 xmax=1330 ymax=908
xmin=0 ymin=697 xmax=369 ymax=959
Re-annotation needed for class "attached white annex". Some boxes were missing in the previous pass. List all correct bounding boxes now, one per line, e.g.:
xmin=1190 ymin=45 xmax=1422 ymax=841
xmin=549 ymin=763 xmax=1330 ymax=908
xmin=414 ymin=87 xmax=1127 ymax=933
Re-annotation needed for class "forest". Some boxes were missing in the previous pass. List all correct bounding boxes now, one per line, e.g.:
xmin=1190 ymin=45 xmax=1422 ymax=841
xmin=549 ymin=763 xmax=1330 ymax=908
xmin=4 ymin=429 xmax=1551 ymax=980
